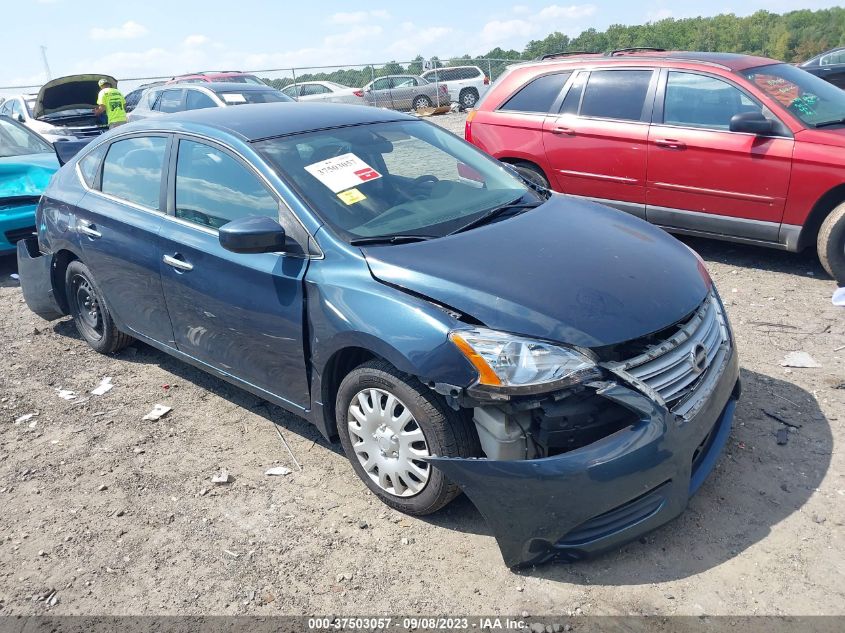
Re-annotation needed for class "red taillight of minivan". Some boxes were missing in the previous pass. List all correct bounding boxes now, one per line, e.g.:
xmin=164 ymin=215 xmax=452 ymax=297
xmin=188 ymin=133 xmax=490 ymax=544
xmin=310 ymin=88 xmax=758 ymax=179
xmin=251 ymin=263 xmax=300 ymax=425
xmin=465 ymin=108 xmax=477 ymax=143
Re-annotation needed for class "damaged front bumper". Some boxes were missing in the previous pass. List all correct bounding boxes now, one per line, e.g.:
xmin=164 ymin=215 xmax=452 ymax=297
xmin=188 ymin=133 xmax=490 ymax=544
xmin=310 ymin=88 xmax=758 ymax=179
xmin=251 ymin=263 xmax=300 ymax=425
xmin=429 ymin=343 xmax=740 ymax=568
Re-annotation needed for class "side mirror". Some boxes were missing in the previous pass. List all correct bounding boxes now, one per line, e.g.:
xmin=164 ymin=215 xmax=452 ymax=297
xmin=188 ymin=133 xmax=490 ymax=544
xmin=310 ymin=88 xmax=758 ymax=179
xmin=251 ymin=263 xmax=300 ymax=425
xmin=730 ymin=111 xmax=774 ymax=135
xmin=219 ymin=216 xmax=288 ymax=254
xmin=17 ymin=113 xmax=25 ymax=123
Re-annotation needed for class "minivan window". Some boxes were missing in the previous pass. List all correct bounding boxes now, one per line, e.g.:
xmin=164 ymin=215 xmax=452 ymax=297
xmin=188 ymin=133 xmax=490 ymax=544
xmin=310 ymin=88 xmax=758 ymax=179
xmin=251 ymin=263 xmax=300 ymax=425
xmin=580 ymin=70 xmax=653 ymax=122
xmin=664 ymin=72 xmax=762 ymax=130
xmin=499 ymin=72 xmax=572 ymax=113
xmin=101 ymin=136 xmax=167 ymax=209
xmin=255 ymin=120 xmax=531 ymax=241
xmin=175 ymin=140 xmax=278 ymax=230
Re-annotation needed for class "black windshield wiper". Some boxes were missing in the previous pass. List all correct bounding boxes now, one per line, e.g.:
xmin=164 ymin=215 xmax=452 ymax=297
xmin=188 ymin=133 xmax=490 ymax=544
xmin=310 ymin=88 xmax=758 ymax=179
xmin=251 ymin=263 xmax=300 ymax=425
xmin=448 ymin=200 xmax=542 ymax=236
xmin=349 ymin=234 xmax=435 ymax=246
xmin=813 ymin=118 xmax=845 ymax=128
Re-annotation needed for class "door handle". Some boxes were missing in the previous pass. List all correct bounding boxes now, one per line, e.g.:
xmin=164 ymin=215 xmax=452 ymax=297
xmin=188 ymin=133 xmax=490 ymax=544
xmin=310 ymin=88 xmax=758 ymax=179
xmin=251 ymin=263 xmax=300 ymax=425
xmin=654 ymin=138 xmax=686 ymax=150
xmin=551 ymin=126 xmax=575 ymax=135
xmin=162 ymin=253 xmax=193 ymax=271
xmin=77 ymin=221 xmax=101 ymax=239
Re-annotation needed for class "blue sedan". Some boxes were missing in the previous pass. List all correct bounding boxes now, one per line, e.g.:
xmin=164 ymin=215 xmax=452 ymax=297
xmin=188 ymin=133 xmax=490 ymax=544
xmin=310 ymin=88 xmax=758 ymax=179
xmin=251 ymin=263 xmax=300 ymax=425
xmin=16 ymin=103 xmax=740 ymax=567
xmin=0 ymin=116 xmax=59 ymax=253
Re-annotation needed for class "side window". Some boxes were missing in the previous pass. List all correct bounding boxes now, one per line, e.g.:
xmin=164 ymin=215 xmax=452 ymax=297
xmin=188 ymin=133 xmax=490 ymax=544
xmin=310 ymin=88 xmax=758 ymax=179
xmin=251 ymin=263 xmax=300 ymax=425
xmin=580 ymin=70 xmax=653 ymax=121
xmin=371 ymin=78 xmax=390 ymax=91
xmin=499 ymin=72 xmax=572 ymax=113
xmin=175 ymin=140 xmax=278 ymax=230
xmin=78 ymin=144 xmax=108 ymax=188
xmin=157 ymin=90 xmax=184 ymax=113
xmin=559 ymin=72 xmax=586 ymax=114
xmin=664 ymin=72 xmax=762 ymax=131
xmin=101 ymin=136 xmax=167 ymax=209
xmin=282 ymin=85 xmax=299 ymax=98
xmin=0 ymin=101 xmax=10 ymax=116
xmin=820 ymin=50 xmax=845 ymax=66
xmin=185 ymin=90 xmax=217 ymax=111
xmin=10 ymin=100 xmax=24 ymax=120
xmin=301 ymin=84 xmax=329 ymax=96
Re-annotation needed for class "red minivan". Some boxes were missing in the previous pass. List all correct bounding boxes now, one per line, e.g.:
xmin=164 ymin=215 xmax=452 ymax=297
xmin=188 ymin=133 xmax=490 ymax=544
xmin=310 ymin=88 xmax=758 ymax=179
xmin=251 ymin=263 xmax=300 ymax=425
xmin=466 ymin=50 xmax=845 ymax=281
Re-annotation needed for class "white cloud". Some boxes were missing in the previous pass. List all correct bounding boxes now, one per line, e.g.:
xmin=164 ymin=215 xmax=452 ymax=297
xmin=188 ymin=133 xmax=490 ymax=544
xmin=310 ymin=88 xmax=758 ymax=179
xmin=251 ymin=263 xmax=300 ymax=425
xmin=324 ymin=25 xmax=383 ymax=49
xmin=183 ymin=34 xmax=210 ymax=48
xmin=329 ymin=10 xmax=390 ymax=25
xmin=387 ymin=25 xmax=454 ymax=58
xmin=89 ymin=20 xmax=148 ymax=41
xmin=476 ymin=4 xmax=596 ymax=51
xmin=647 ymin=8 xmax=674 ymax=21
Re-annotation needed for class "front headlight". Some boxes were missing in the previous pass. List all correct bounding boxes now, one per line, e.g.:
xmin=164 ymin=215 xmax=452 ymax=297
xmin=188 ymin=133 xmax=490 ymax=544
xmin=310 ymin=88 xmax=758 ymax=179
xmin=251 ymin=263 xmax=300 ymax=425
xmin=449 ymin=327 xmax=599 ymax=394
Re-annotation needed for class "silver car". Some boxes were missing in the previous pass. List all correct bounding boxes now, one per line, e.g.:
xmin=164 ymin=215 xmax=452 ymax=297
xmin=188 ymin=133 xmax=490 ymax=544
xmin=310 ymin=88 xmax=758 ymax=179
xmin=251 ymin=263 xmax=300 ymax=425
xmin=362 ymin=75 xmax=449 ymax=111
xmin=128 ymin=83 xmax=291 ymax=122
xmin=281 ymin=81 xmax=364 ymax=104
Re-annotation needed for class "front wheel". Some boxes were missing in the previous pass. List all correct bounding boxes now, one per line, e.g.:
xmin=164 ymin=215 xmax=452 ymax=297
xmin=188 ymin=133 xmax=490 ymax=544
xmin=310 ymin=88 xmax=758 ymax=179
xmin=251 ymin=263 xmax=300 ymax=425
xmin=818 ymin=201 xmax=845 ymax=283
xmin=412 ymin=95 xmax=433 ymax=110
xmin=336 ymin=360 xmax=480 ymax=515
xmin=65 ymin=260 xmax=133 ymax=354
xmin=459 ymin=88 xmax=479 ymax=109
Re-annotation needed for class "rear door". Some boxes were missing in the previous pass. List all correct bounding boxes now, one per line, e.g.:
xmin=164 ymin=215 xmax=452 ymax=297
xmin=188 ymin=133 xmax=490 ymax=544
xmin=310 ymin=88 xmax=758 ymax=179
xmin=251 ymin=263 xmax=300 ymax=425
xmin=390 ymin=76 xmax=417 ymax=110
xmin=645 ymin=69 xmax=793 ymax=239
xmin=74 ymin=134 xmax=174 ymax=343
xmin=542 ymin=68 xmax=657 ymax=217
xmin=157 ymin=136 xmax=311 ymax=408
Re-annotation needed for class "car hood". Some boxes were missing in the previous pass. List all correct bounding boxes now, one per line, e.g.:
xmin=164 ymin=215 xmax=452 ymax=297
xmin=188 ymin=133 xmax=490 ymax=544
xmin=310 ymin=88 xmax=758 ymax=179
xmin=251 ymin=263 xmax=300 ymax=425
xmin=362 ymin=196 xmax=711 ymax=348
xmin=0 ymin=153 xmax=59 ymax=198
xmin=33 ymin=74 xmax=117 ymax=119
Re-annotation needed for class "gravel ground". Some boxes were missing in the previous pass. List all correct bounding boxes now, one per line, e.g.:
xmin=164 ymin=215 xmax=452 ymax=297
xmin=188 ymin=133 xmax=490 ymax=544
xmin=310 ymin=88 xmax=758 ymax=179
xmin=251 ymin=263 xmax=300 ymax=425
xmin=0 ymin=111 xmax=843 ymax=617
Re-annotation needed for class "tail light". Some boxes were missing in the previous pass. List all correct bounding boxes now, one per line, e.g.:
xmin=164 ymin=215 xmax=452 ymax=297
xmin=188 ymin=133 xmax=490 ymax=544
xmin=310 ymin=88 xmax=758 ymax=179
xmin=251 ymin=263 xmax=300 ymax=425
xmin=353 ymin=90 xmax=363 ymax=97
xmin=465 ymin=108 xmax=477 ymax=143
xmin=439 ymin=84 xmax=449 ymax=94
xmin=483 ymin=76 xmax=490 ymax=85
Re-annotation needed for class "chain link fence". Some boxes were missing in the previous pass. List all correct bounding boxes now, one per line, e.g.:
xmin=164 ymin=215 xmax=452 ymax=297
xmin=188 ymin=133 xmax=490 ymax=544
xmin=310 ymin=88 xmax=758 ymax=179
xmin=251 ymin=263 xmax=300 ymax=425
xmin=0 ymin=57 xmax=522 ymax=105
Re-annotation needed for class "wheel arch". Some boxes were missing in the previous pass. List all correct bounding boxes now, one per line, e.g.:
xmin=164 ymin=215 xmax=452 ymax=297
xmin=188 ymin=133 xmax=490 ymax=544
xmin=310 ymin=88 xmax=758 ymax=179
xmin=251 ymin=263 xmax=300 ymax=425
xmin=796 ymin=183 xmax=845 ymax=251
xmin=50 ymin=248 xmax=82 ymax=313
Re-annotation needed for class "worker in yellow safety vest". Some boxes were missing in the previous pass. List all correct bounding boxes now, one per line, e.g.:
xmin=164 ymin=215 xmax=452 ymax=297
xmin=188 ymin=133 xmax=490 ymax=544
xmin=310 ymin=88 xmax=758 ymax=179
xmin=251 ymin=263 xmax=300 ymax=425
xmin=94 ymin=78 xmax=127 ymax=128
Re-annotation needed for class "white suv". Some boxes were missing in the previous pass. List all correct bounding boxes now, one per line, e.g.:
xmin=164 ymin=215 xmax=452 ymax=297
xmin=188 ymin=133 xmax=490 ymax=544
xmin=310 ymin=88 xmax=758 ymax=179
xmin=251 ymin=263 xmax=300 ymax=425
xmin=421 ymin=65 xmax=489 ymax=109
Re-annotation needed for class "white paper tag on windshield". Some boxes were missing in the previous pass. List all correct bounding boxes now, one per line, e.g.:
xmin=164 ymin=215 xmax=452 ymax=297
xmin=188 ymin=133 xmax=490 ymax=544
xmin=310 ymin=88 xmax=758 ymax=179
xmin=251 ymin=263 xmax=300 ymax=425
xmin=222 ymin=93 xmax=247 ymax=104
xmin=304 ymin=153 xmax=382 ymax=193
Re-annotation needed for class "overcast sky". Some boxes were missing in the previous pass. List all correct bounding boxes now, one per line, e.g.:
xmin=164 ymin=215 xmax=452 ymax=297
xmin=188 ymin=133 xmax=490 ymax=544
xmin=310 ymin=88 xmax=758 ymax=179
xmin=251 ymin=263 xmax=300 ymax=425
xmin=2 ymin=0 xmax=840 ymax=88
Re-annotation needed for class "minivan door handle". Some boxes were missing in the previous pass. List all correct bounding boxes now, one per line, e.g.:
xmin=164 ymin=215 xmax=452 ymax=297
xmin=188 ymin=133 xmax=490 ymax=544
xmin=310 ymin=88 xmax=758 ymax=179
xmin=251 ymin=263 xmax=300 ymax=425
xmin=77 ymin=221 xmax=102 ymax=239
xmin=162 ymin=253 xmax=194 ymax=272
xmin=654 ymin=138 xmax=686 ymax=150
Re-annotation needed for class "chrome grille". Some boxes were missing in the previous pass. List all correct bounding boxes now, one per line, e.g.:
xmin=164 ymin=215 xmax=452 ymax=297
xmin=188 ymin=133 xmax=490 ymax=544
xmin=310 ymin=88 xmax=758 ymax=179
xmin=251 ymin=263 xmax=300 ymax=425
xmin=607 ymin=292 xmax=729 ymax=416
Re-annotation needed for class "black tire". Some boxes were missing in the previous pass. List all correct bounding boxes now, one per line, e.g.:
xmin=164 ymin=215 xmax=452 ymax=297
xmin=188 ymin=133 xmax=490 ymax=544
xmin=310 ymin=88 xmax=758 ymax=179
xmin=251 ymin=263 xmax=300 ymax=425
xmin=412 ymin=95 xmax=433 ymax=110
xmin=511 ymin=161 xmax=551 ymax=189
xmin=336 ymin=359 xmax=480 ymax=515
xmin=65 ymin=260 xmax=133 ymax=354
xmin=817 ymin=201 xmax=845 ymax=283
xmin=459 ymin=88 xmax=479 ymax=109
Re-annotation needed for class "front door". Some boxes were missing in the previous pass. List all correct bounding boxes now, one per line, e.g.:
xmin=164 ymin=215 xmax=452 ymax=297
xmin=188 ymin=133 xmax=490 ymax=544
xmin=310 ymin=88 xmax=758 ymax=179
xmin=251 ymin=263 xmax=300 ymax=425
xmin=542 ymin=69 xmax=656 ymax=217
xmin=646 ymin=70 xmax=794 ymax=240
xmin=158 ymin=137 xmax=310 ymax=409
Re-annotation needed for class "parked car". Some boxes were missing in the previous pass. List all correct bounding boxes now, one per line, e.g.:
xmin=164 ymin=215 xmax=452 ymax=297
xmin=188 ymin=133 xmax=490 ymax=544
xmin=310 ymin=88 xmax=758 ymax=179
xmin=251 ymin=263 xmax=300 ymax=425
xmin=799 ymin=47 xmax=845 ymax=89
xmin=124 ymin=81 xmax=166 ymax=113
xmin=362 ymin=75 xmax=449 ymax=110
xmin=0 ymin=116 xmax=59 ymax=254
xmin=281 ymin=81 xmax=364 ymax=104
xmin=16 ymin=102 xmax=739 ymax=567
xmin=128 ymin=82 xmax=291 ymax=121
xmin=0 ymin=74 xmax=115 ymax=143
xmin=421 ymin=65 xmax=489 ymax=109
xmin=167 ymin=71 xmax=266 ymax=85
xmin=467 ymin=49 xmax=845 ymax=281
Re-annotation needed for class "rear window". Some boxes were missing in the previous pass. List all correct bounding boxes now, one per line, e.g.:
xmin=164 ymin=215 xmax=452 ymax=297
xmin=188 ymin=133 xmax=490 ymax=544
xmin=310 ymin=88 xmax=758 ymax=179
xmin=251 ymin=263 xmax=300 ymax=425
xmin=499 ymin=72 xmax=571 ymax=113
xmin=219 ymin=90 xmax=291 ymax=105
xmin=579 ymin=70 xmax=653 ymax=122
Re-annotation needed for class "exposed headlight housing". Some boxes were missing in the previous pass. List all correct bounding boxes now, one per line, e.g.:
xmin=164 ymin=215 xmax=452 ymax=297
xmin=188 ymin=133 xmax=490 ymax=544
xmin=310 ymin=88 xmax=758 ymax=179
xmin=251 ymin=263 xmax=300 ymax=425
xmin=449 ymin=327 xmax=600 ymax=394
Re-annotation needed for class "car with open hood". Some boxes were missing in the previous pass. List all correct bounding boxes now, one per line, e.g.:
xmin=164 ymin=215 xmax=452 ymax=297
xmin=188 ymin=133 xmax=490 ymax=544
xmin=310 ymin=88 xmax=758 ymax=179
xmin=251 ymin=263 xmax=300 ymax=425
xmin=0 ymin=74 xmax=115 ymax=143
xmin=0 ymin=115 xmax=59 ymax=254
xmin=15 ymin=103 xmax=740 ymax=567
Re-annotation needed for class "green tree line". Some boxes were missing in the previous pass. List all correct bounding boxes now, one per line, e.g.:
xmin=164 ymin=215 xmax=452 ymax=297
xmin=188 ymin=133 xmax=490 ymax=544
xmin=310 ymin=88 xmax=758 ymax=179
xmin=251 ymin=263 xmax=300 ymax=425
xmin=263 ymin=7 xmax=845 ymax=89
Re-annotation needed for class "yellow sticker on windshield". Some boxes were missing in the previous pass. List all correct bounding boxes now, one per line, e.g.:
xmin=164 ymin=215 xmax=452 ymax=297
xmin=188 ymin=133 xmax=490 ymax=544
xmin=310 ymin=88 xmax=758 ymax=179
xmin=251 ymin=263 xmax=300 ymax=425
xmin=338 ymin=188 xmax=366 ymax=205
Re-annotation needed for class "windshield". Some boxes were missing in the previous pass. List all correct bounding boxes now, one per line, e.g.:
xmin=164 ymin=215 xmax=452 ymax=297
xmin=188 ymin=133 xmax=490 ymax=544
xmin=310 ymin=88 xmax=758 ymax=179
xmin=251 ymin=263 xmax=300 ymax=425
xmin=220 ymin=90 xmax=291 ymax=105
xmin=0 ymin=117 xmax=54 ymax=157
xmin=255 ymin=120 xmax=531 ymax=241
xmin=741 ymin=63 xmax=845 ymax=127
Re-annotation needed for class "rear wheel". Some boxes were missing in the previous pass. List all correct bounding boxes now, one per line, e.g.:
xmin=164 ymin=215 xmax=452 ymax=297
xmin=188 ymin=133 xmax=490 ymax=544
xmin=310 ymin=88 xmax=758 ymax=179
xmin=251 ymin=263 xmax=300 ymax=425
xmin=336 ymin=360 xmax=479 ymax=515
xmin=817 ymin=201 xmax=845 ymax=283
xmin=510 ymin=161 xmax=551 ymax=189
xmin=65 ymin=260 xmax=133 ymax=354
xmin=412 ymin=95 xmax=433 ymax=110
xmin=459 ymin=88 xmax=479 ymax=109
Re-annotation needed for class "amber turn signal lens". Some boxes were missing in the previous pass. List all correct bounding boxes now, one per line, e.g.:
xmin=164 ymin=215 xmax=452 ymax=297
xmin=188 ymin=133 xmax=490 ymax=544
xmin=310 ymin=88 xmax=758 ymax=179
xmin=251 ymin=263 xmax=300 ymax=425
xmin=449 ymin=332 xmax=502 ymax=386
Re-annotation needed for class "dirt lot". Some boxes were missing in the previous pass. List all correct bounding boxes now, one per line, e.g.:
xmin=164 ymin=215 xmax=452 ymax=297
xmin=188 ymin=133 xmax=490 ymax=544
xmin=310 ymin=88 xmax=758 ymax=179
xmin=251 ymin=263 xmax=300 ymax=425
xmin=0 ymin=111 xmax=843 ymax=618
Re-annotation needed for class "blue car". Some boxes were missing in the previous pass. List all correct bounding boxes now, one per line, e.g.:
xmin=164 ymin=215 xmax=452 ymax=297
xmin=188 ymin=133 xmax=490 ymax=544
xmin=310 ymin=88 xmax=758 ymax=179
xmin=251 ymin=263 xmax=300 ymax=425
xmin=16 ymin=103 xmax=740 ymax=567
xmin=0 ymin=116 xmax=59 ymax=253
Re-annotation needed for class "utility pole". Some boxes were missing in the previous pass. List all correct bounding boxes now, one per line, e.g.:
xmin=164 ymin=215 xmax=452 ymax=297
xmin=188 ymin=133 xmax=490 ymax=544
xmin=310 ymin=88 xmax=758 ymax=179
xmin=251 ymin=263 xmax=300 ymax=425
xmin=40 ymin=45 xmax=52 ymax=80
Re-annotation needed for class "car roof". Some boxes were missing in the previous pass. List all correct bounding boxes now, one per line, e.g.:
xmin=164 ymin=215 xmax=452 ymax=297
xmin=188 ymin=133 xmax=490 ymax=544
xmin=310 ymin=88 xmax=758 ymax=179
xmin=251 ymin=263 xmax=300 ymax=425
xmin=528 ymin=50 xmax=778 ymax=72
xmin=126 ymin=102 xmax=414 ymax=141
xmin=165 ymin=82 xmax=274 ymax=93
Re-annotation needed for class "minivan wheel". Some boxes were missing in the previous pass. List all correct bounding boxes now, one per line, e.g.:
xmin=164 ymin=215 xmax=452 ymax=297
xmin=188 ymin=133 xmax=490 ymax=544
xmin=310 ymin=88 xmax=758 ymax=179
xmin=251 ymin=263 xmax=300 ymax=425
xmin=459 ymin=88 xmax=479 ymax=109
xmin=65 ymin=260 xmax=133 ymax=354
xmin=511 ymin=161 xmax=551 ymax=189
xmin=412 ymin=95 xmax=433 ymax=110
xmin=336 ymin=359 xmax=480 ymax=515
xmin=817 ymin=201 xmax=845 ymax=283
